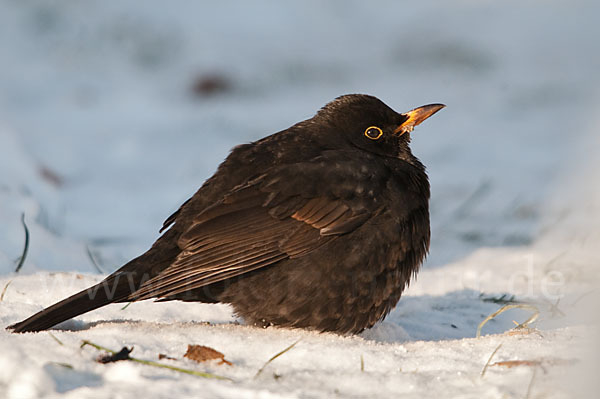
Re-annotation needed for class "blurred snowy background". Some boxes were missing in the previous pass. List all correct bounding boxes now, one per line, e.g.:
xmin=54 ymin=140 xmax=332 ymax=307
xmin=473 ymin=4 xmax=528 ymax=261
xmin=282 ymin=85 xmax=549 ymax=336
xmin=1 ymin=1 xmax=599 ymax=398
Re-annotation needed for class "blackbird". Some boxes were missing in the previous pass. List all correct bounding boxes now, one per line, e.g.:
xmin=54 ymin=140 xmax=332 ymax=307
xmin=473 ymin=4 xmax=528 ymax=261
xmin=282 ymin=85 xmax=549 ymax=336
xmin=8 ymin=94 xmax=444 ymax=334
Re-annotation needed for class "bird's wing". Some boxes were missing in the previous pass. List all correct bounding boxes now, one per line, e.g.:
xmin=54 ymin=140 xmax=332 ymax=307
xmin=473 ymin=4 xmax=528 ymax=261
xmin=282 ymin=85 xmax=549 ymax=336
xmin=160 ymin=197 xmax=191 ymax=233
xmin=131 ymin=155 xmax=383 ymax=301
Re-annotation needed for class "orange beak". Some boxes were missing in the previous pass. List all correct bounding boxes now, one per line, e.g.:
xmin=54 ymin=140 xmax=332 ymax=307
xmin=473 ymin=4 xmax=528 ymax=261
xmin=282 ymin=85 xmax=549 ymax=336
xmin=394 ymin=104 xmax=446 ymax=135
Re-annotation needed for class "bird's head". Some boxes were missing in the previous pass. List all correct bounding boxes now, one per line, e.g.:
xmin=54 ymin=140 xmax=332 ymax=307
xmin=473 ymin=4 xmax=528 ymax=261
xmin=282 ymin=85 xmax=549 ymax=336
xmin=313 ymin=94 xmax=445 ymax=162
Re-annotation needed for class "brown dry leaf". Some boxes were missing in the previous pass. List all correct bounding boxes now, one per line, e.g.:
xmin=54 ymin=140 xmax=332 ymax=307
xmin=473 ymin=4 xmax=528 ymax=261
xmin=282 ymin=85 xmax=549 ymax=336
xmin=191 ymin=73 xmax=231 ymax=97
xmin=491 ymin=357 xmax=577 ymax=374
xmin=184 ymin=345 xmax=232 ymax=366
xmin=506 ymin=327 xmax=542 ymax=336
xmin=491 ymin=360 xmax=541 ymax=368
xmin=39 ymin=165 xmax=64 ymax=188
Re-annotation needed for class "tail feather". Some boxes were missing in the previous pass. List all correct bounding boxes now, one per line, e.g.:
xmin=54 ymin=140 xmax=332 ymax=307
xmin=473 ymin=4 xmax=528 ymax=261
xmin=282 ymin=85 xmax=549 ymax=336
xmin=7 ymin=272 xmax=139 ymax=333
xmin=7 ymin=229 xmax=182 ymax=333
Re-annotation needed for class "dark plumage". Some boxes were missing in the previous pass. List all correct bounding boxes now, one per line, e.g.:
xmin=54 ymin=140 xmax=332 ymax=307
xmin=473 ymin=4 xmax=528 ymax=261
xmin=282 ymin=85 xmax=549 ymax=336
xmin=8 ymin=94 xmax=444 ymax=334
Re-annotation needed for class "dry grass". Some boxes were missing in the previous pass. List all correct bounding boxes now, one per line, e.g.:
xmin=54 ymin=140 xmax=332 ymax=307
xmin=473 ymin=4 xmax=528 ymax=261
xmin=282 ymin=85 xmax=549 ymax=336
xmin=477 ymin=304 xmax=540 ymax=338
xmin=255 ymin=339 xmax=301 ymax=378
xmin=80 ymin=340 xmax=231 ymax=380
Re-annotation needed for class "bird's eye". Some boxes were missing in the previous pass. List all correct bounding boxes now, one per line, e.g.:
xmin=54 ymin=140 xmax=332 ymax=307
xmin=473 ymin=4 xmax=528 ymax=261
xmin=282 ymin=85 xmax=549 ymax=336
xmin=364 ymin=126 xmax=383 ymax=140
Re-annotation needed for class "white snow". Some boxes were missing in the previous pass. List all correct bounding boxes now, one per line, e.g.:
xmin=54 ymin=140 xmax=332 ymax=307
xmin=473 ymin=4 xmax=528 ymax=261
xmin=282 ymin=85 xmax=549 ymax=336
xmin=1 ymin=1 xmax=599 ymax=398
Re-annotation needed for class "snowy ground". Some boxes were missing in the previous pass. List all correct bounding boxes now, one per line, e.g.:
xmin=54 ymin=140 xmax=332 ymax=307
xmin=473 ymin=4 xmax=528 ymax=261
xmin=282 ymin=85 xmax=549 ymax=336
xmin=1 ymin=1 xmax=599 ymax=398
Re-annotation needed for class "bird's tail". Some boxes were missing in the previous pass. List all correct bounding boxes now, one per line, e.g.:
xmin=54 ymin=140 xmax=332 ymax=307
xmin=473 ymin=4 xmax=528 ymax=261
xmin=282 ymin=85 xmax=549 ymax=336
xmin=7 ymin=271 xmax=143 ymax=333
xmin=7 ymin=228 xmax=182 ymax=333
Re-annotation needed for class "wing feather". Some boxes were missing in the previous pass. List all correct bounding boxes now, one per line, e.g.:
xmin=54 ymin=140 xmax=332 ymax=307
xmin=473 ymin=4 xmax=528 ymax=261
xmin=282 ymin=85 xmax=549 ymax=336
xmin=131 ymin=168 xmax=376 ymax=301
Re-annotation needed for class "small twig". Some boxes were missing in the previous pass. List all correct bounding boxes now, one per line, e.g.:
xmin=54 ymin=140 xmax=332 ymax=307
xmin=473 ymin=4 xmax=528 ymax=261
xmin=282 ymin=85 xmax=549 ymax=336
xmin=477 ymin=304 xmax=539 ymax=338
xmin=492 ymin=360 xmax=543 ymax=369
xmin=480 ymin=343 xmax=502 ymax=378
xmin=480 ymin=293 xmax=520 ymax=305
xmin=525 ymin=365 xmax=538 ymax=399
xmin=360 ymin=355 xmax=365 ymax=372
xmin=51 ymin=362 xmax=73 ymax=369
xmin=158 ymin=353 xmax=177 ymax=361
xmin=121 ymin=302 xmax=132 ymax=311
xmin=255 ymin=339 xmax=301 ymax=378
xmin=48 ymin=332 xmax=64 ymax=346
xmin=85 ymin=245 xmax=105 ymax=274
xmin=14 ymin=213 xmax=30 ymax=273
xmin=80 ymin=340 xmax=231 ymax=380
xmin=0 ymin=280 xmax=12 ymax=301
xmin=97 ymin=347 xmax=133 ymax=363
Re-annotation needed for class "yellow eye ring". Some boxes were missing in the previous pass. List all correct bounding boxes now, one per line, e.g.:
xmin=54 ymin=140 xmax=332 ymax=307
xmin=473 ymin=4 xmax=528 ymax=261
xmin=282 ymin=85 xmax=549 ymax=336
xmin=364 ymin=126 xmax=383 ymax=140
